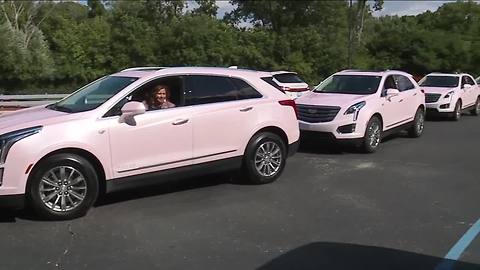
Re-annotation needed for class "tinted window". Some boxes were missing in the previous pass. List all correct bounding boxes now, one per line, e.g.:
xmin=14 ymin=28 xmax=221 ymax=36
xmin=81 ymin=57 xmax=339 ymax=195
xmin=273 ymin=73 xmax=304 ymax=83
xmin=261 ymin=77 xmax=282 ymax=91
xmin=314 ymin=75 xmax=381 ymax=95
xmin=395 ymin=75 xmax=415 ymax=91
xmin=419 ymin=76 xmax=459 ymax=88
xmin=185 ymin=75 xmax=237 ymax=105
xmin=49 ymin=76 xmax=137 ymax=113
xmin=463 ymin=76 xmax=475 ymax=87
xmin=230 ymin=78 xmax=262 ymax=99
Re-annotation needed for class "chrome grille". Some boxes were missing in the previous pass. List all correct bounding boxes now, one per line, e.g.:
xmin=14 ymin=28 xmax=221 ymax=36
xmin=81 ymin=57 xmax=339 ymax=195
xmin=425 ymin=93 xmax=441 ymax=103
xmin=297 ymin=104 xmax=341 ymax=123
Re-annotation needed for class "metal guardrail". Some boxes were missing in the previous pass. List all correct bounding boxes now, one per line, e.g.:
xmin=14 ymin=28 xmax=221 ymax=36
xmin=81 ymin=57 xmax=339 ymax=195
xmin=0 ymin=94 xmax=67 ymax=110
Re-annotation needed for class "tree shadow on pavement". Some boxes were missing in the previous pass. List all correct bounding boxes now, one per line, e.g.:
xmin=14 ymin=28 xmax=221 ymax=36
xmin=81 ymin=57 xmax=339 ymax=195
xmin=258 ymin=242 xmax=479 ymax=270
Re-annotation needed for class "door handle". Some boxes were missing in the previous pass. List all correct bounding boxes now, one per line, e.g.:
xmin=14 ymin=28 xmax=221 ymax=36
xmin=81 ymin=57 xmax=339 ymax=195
xmin=172 ymin=119 xmax=189 ymax=125
xmin=240 ymin=107 xmax=253 ymax=112
xmin=399 ymin=99 xmax=404 ymax=102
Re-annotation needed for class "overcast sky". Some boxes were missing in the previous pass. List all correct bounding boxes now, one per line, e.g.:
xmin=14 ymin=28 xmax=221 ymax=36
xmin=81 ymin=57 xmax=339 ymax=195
xmin=212 ymin=1 xmax=462 ymax=18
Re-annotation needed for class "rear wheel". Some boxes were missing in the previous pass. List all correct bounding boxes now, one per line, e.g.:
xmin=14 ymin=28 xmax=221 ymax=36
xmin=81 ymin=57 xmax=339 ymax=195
xmin=451 ymin=100 xmax=462 ymax=121
xmin=361 ymin=116 xmax=382 ymax=153
xmin=242 ymin=132 xmax=287 ymax=184
xmin=27 ymin=153 xmax=99 ymax=220
xmin=470 ymin=97 xmax=480 ymax=116
xmin=408 ymin=108 xmax=425 ymax=138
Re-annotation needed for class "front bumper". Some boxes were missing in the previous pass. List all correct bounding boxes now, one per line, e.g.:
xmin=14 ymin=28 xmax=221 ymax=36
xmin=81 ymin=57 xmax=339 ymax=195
xmin=425 ymin=100 xmax=454 ymax=113
xmin=0 ymin=194 xmax=25 ymax=210
xmin=299 ymin=119 xmax=366 ymax=140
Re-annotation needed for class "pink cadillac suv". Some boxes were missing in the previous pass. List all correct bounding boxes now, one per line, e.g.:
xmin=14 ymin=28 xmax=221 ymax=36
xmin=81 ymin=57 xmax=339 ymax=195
xmin=296 ymin=70 xmax=425 ymax=153
xmin=419 ymin=73 xmax=480 ymax=120
xmin=0 ymin=67 xmax=299 ymax=219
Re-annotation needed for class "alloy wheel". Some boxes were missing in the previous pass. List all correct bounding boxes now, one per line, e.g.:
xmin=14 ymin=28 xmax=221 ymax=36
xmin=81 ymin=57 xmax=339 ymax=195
xmin=254 ymin=141 xmax=282 ymax=177
xmin=39 ymin=166 xmax=87 ymax=212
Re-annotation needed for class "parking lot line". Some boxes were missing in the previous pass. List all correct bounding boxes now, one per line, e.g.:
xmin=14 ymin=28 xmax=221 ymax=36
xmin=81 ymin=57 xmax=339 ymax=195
xmin=436 ymin=218 xmax=480 ymax=270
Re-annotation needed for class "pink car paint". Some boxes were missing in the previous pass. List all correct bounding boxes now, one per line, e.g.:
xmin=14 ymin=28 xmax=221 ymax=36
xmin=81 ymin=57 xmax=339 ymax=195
xmin=296 ymin=70 xmax=425 ymax=152
xmin=0 ymin=67 xmax=299 ymax=219
xmin=419 ymin=73 xmax=480 ymax=118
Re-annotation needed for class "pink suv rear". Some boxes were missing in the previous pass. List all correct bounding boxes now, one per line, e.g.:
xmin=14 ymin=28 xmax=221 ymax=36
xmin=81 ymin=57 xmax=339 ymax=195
xmin=0 ymin=67 xmax=299 ymax=219
xmin=296 ymin=70 xmax=425 ymax=152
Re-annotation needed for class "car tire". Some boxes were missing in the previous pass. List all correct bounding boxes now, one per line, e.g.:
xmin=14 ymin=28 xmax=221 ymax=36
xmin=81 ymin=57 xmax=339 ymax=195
xmin=242 ymin=132 xmax=287 ymax=185
xmin=361 ymin=116 xmax=382 ymax=153
xmin=408 ymin=108 xmax=425 ymax=138
xmin=470 ymin=97 xmax=480 ymax=116
xmin=27 ymin=153 xmax=99 ymax=220
xmin=451 ymin=100 xmax=462 ymax=121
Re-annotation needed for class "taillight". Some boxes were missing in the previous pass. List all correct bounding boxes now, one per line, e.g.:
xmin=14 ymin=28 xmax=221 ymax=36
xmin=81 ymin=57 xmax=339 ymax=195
xmin=279 ymin=99 xmax=298 ymax=119
xmin=280 ymin=86 xmax=291 ymax=92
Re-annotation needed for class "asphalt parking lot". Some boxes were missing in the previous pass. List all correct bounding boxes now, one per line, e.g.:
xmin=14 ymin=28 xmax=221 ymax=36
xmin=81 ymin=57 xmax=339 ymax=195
xmin=0 ymin=114 xmax=479 ymax=270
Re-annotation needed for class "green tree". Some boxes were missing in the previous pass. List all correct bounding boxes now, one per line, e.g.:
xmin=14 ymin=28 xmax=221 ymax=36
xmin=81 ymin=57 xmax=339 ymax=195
xmin=193 ymin=0 xmax=218 ymax=17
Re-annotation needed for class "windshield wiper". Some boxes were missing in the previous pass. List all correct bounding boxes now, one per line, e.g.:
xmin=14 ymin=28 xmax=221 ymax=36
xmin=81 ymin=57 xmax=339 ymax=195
xmin=47 ymin=103 xmax=74 ymax=113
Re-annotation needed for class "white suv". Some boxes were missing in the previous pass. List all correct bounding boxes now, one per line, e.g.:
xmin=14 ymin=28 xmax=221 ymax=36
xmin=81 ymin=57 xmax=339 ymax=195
xmin=419 ymin=73 xmax=480 ymax=120
xmin=270 ymin=71 xmax=310 ymax=99
xmin=296 ymin=70 xmax=426 ymax=152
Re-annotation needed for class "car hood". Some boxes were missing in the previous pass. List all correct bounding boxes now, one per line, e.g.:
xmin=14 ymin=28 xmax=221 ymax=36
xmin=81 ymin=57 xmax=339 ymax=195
xmin=0 ymin=105 xmax=73 ymax=134
xmin=422 ymin=87 xmax=456 ymax=94
xmin=295 ymin=92 xmax=370 ymax=107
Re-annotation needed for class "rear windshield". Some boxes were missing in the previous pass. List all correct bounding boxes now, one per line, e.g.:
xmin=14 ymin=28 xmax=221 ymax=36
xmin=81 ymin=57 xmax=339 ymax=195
xmin=419 ymin=76 xmax=459 ymax=88
xmin=314 ymin=75 xmax=381 ymax=95
xmin=273 ymin=73 xmax=304 ymax=83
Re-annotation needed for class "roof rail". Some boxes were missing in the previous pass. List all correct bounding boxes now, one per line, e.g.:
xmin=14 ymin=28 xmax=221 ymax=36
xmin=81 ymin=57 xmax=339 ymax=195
xmin=121 ymin=67 xmax=166 ymax=72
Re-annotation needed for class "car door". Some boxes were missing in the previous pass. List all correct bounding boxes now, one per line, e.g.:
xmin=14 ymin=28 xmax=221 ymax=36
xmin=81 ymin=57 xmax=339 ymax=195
xmin=379 ymin=75 xmax=404 ymax=129
xmin=464 ymin=75 xmax=477 ymax=107
xmin=394 ymin=74 xmax=419 ymax=122
xmin=184 ymin=75 xmax=263 ymax=165
xmin=105 ymin=76 xmax=193 ymax=179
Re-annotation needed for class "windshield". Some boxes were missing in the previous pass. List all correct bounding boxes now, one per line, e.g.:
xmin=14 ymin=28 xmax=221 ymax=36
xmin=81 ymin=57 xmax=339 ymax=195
xmin=48 ymin=76 xmax=138 ymax=113
xmin=419 ymin=76 xmax=459 ymax=88
xmin=313 ymin=75 xmax=381 ymax=95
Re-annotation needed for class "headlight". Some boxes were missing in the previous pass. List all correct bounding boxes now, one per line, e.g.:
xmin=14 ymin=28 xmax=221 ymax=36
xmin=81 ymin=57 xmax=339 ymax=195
xmin=444 ymin=91 xmax=455 ymax=99
xmin=0 ymin=126 xmax=42 ymax=164
xmin=344 ymin=101 xmax=366 ymax=121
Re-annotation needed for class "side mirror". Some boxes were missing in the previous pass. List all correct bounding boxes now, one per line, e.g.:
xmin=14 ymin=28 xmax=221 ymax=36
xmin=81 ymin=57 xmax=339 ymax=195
xmin=463 ymin=84 xmax=472 ymax=89
xmin=119 ymin=101 xmax=146 ymax=125
xmin=386 ymin=88 xmax=400 ymax=96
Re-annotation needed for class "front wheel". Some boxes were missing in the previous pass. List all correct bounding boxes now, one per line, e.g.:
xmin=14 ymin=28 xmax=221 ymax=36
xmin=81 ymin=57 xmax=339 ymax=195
xmin=27 ymin=153 xmax=99 ymax=220
xmin=361 ymin=116 xmax=382 ymax=153
xmin=408 ymin=108 xmax=425 ymax=138
xmin=451 ymin=100 xmax=462 ymax=121
xmin=242 ymin=132 xmax=287 ymax=184
xmin=470 ymin=97 xmax=480 ymax=116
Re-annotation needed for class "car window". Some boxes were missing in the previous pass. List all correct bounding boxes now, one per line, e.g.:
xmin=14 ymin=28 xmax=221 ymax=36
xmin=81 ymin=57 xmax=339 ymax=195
xmin=230 ymin=78 xmax=263 ymax=100
xmin=394 ymin=75 xmax=415 ymax=92
xmin=419 ymin=75 xmax=459 ymax=88
xmin=464 ymin=76 xmax=475 ymax=86
xmin=261 ymin=77 xmax=283 ymax=91
xmin=314 ymin=75 xmax=381 ymax=95
xmin=273 ymin=73 xmax=304 ymax=83
xmin=104 ymin=76 xmax=183 ymax=117
xmin=185 ymin=75 xmax=238 ymax=105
